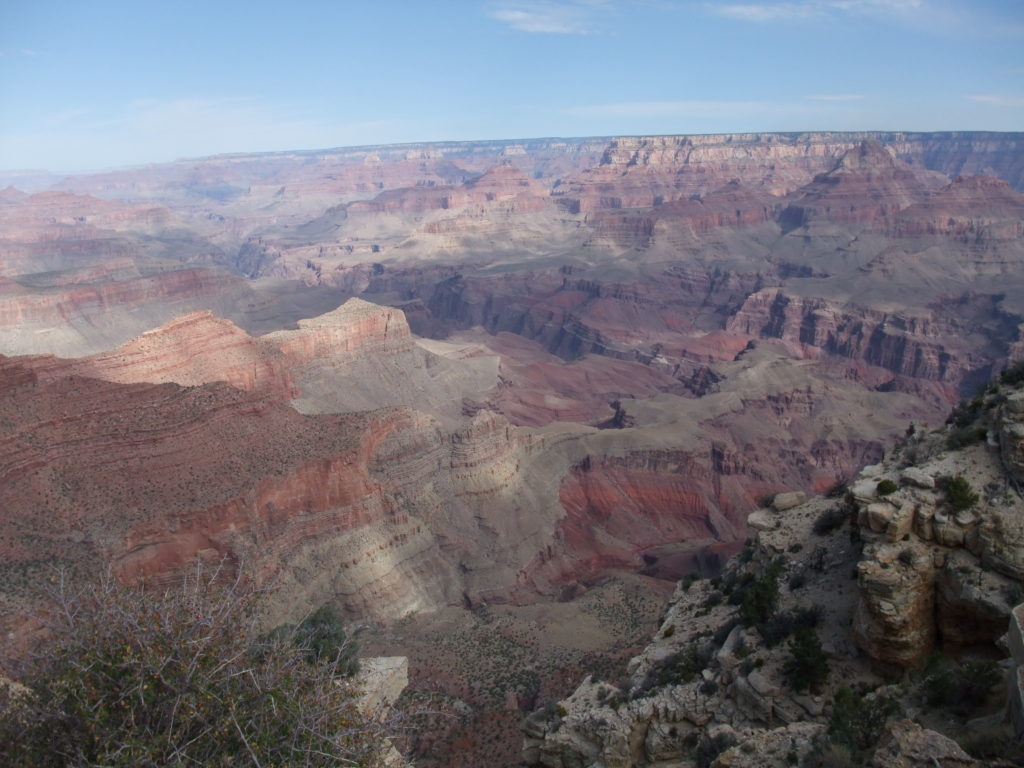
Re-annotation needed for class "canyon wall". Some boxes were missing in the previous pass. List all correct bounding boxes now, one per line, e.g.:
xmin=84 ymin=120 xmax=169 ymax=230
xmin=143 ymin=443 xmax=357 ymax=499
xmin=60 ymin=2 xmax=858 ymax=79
xmin=0 ymin=132 xmax=1022 ymax=646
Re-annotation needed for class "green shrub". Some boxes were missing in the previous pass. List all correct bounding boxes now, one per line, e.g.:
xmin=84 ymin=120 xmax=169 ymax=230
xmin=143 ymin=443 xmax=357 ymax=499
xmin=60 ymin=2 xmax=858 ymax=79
xmin=269 ymin=604 xmax=360 ymax=676
xmin=946 ymin=426 xmax=987 ymax=450
xmin=876 ymin=479 xmax=898 ymax=496
xmin=638 ymin=643 xmax=714 ymax=693
xmin=828 ymin=685 xmax=899 ymax=755
xmin=0 ymin=567 xmax=381 ymax=768
xmin=943 ymin=475 xmax=979 ymax=512
xmin=783 ymin=628 xmax=829 ymax=693
xmin=946 ymin=396 xmax=984 ymax=428
xmin=738 ymin=562 xmax=783 ymax=626
xmin=921 ymin=658 xmax=1000 ymax=713
xmin=1000 ymin=361 xmax=1024 ymax=387
xmin=759 ymin=606 xmax=822 ymax=648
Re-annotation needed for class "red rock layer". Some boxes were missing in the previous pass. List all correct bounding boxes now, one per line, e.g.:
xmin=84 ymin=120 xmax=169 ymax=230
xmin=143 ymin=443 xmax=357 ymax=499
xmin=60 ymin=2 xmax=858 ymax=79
xmin=585 ymin=181 xmax=780 ymax=248
xmin=5 ymin=298 xmax=415 ymax=404
xmin=0 ymin=267 xmax=244 ymax=329
xmin=22 ymin=311 xmax=295 ymax=399
xmin=780 ymin=140 xmax=928 ymax=228
xmin=726 ymin=288 xmax=1002 ymax=392
xmin=268 ymin=298 xmax=413 ymax=366
xmin=890 ymin=174 xmax=1024 ymax=241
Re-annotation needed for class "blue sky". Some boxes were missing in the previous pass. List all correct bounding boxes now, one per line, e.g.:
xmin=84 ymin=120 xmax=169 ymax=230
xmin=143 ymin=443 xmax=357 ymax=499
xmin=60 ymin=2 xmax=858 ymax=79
xmin=1 ymin=0 xmax=1022 ymax=172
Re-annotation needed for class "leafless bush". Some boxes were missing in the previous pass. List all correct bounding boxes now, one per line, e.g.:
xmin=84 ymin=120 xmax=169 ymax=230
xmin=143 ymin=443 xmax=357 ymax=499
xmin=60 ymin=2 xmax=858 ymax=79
xmin=0 ymin=562 xmax=384 ymax=767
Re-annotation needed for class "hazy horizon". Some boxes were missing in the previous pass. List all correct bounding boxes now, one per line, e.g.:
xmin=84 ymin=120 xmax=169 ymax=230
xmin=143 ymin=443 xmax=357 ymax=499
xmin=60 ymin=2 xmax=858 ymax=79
xmin=2 ymin=0 xmax=1023 ymax=173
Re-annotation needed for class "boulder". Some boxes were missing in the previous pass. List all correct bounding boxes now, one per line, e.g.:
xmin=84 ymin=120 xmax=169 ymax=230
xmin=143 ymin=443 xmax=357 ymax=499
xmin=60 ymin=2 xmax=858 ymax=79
xmin=772 ymin=491 xmax=806 ymax=511
xmin=884 ymin=502 xmax=916 ymax=542
xmin=747 ymin=509 xmax=777 ymax=532
xmin=871 ymin=719 xmax=977 ymax=767
xmin=866 ymin=502 xmax=897 ymax=533
xmin=900 ymin=467 xmax=935 ymax=489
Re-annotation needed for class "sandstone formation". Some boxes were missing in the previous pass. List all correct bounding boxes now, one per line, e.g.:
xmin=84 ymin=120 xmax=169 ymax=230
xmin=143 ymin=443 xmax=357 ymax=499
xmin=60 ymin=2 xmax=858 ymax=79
xmin=1 ymin=132 xmax=1022 ymax=768
xmin=522 ymin=374 xmax=1024 ymax=767
xmin=849 ymin=376 xmax=1024 ymax=669
xmin=779 ymin=139 xmax=928 ymax=228
xmin=356 ymin=656 xmax=411 ymax=768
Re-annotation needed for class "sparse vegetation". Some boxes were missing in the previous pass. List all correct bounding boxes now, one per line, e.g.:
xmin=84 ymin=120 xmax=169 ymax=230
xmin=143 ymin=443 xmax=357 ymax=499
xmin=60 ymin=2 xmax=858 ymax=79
xmin=946 ymin=425 xmax=987 ymax=450
xmin=827 ymin=685 xmax=900 ymax=758
xmin=942 ymin=474 xmax=979 ymax=512
xmin=759 ymin=605 xmax=822 ymax=648
xmin=268 ymin=604 xmax=361 ymax=676
xmin=0 ymin=566 xmax=381 ymax=768
xmin=638 ymin=642 xmax=714 ymax=692
xmin=875 ymin=479 xmax=898 ymax=496
xmin=920 ymin=657 xmax=1000 ymax=714
xmin=783 ymin=627 xmax=829 ymax=693
xmin=737 ymin=561 xmax=783 ymax=627
xmin=1000 ymin=360 xmax=1024 ymax=387
xmin=946 ymin=395 xmax=985 ymax=429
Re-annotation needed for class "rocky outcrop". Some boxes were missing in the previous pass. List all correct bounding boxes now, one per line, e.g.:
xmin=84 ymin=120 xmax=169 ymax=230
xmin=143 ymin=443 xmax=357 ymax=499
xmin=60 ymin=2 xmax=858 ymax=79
xmin=554 ymin=133 xmax=951 ymax=214
xmin=891 ymin=174 xmax=1024 ymax=242
xmin=4 ymin=298 xmax=419 ymax=406
xmin=779 ymin=140 xmax=928 ymax=229
xmin=849 ymin=378 xmax=1024 ymax=669
xmin=585 ymin=181 xmax=779 ymax=249
xmin=28 ymin=310 xmax=296 ymax=398
xmin=870 ymin=719 xmax=978 ymax=768
xmin=356 ymin=656 xmax=411 ymax=768
xmin=521 ymin=486 xmax=862 ymax=768
xmin=522 ymin=379 xmax=1024 ymax=767
xmin=268 ymin=298 xmax=414 ymax=366
xmin=997 ymin=388 xmax=1024 ymax=485
xmin=726 ymin=288 xmax=1011 ymax=392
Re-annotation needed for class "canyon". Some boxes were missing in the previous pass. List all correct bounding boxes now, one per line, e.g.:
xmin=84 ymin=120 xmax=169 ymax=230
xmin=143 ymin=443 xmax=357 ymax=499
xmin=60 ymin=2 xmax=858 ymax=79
xmin=521 ymin=367 xmax=1024 ymax=767
xmin=1 ymin=131 xmax=1023 ymax=766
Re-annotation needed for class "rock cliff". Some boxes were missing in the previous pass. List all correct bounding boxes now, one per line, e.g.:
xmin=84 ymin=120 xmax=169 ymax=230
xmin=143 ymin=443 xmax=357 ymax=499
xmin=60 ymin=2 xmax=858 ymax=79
xmin=522 ymin=371 xmax=1024 ymax=767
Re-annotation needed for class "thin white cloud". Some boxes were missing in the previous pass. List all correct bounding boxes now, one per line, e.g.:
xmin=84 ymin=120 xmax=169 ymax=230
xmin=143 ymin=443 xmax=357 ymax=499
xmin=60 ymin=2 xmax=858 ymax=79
xmin=708 ymin=0 xmax=1024 ymax=36
xmin=0 ymin=48 xmax=46 ymax=57
xmin=805 ymin=93 xmax=865 ymax=101
xmin=488 ymin=1 xmax=611 ymax=34
xmin=968 ymin=94 xmax=1024 ymax=108
xmin=709 ymin=0 xmax=923 ymax=23
xmin=711 ymin=3 xmax=816 ymax=21
xmin=826 ymin=0 xmax=922 ymax=11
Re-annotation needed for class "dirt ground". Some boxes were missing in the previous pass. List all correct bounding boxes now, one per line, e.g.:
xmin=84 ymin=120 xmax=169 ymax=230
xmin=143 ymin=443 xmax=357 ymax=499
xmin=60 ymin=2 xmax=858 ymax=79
xmin=360 ymin=570 xmax=677 ymax=768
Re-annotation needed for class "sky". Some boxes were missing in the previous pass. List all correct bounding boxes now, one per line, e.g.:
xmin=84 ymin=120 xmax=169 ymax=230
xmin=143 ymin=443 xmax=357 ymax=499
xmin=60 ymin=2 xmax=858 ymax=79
xmin=1 ymin=0 xmax=1022 ymax=172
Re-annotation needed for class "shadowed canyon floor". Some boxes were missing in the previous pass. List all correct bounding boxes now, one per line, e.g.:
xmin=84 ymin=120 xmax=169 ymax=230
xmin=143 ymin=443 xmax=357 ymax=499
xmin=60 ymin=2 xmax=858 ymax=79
xmin=1 ymin=131 xmax=1023 ymax=766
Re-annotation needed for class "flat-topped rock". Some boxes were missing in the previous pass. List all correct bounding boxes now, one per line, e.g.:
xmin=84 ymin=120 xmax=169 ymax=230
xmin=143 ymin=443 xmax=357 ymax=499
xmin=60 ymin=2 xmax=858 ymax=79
xmin=771 ymin=491 xmax=805 ymax=511
xmin=900 ymin=467 xmax=935 ymax=489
